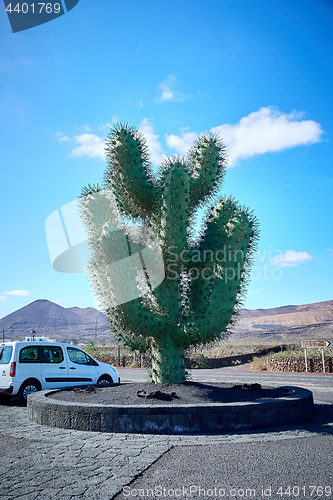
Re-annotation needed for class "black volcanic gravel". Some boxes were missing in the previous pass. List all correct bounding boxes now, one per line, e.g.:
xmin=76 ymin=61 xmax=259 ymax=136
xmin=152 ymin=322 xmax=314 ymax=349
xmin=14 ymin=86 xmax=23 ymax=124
xmin=48 ymin=382 xmax=294 ymax=406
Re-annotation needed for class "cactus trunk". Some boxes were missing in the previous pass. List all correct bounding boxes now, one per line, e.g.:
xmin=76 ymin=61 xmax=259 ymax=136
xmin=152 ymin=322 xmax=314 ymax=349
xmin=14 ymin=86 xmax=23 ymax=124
xmin=151 ymin=336 xmax=185 ymax=383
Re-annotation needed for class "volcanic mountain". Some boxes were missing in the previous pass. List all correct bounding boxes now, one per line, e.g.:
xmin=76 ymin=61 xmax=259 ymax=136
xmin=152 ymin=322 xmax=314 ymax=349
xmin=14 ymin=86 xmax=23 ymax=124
xmin=0 ymin=299 xmax=109 ymax=343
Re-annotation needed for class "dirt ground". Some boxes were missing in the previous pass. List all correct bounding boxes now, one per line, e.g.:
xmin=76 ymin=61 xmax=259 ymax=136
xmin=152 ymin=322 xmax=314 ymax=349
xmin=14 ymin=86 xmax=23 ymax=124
xmin=49 ymin=381 xmax=294 ymax=406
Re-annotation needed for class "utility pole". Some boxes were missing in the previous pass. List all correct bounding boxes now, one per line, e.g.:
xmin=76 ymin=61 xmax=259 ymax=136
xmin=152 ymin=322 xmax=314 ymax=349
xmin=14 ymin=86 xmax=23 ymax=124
xmin=2 ymin=328 xmax=4 ymax=342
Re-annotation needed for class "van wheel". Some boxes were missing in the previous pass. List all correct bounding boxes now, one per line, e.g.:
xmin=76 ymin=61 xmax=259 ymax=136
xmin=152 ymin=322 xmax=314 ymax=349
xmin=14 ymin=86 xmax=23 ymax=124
xmin=18 ymin=380 xmax=41 ymax=404
xmin=97 ymin=375 xmax=113 ymax=385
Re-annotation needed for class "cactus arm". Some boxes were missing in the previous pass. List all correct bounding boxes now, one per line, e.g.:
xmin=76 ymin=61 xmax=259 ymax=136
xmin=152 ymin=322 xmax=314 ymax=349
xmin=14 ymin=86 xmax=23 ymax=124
xmin=78 ymin=189 xmax=143 ymax=308
xmin=185 ymin=199 xmax=258 ymax=346
xmin=78 ymin=187 xmax=117 ymax=237
xmin=104 ymin=123 xmax=158 ymax=220
xmin=185 ymin=198 xmax=243 ymax=323
xmin=152 ymin=160 xmax=191 ymax=324
xmin=159 ymin=160 xmax=190 ymax=254
xmin=187 ymin=133 xmax=227 ymax=209
xmin=106 ymin=298 xmax=170 ymax=339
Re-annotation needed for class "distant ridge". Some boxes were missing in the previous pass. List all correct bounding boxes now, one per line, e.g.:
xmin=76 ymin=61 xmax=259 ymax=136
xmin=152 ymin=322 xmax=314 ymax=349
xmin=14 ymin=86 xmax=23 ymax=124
xmin=238 ymin=299 xmax=333 ymax=327
xmin=67 ymin=306 xmax=106 ymax=322
xmin=241 ymin=300 xmax=333 ymax=318
xmin=234 ymin=299 xmax=333 ymax=340
xmin=0 ymin=298 xmax=332 ymax=343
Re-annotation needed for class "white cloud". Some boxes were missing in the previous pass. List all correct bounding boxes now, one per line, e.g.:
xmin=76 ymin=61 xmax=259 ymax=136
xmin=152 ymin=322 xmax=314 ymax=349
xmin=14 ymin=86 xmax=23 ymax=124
xmin=4 ymin=290 xmax=30 ymax=296
xmin=56 ymin=121 xmax=166 ymax=165
xmin=157 ymin=75 xmax=187 ymax=103
xmin=138 ymin=119 xmax=166 ymax=165
xmin=166 ymin=130 xmax=198 ymax=155
xmin=55 ymin=297 xmax=71 ymax=304
xmin=249 ymin=288 xmax=264 ymax=296
xmin=270 ymin=251 xmax=313 ymax=268
xmin=56 ymin=130 xmax=105 ymax=159
xmin=0 ymin=296 xmax=7 ymax=301
xmin=211 ymin=107 xmax=323 ymax=167
xmin=55 ymin=132 xmax=70 ymax=143
xmin=97 ymin=124 xmax=108 ymax=132
xmin=165 ymin=107 xmax=323 ymax=166
xmin=327 ymin=249 xmax=333 ymax=257
xmin=70 ymin=133 xmax=105 ymax=159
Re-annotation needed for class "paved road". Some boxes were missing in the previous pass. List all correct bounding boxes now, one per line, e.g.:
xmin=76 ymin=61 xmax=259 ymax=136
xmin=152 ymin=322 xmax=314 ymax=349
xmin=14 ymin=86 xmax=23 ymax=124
xmin=0 ymin=368 xmax=332 ymax=500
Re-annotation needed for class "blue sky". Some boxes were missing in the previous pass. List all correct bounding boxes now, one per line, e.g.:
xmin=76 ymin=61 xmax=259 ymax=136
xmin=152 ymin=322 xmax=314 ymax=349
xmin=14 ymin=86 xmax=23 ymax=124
xmin=1 ymin=0 xmax=332 ymax=319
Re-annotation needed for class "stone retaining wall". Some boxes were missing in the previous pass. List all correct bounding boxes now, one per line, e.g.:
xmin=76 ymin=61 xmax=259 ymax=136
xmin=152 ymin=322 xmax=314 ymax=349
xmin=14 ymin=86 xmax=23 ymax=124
xmin=93 ymin=352 xmax=333 ymax=373
xmin=264 ymin=356 xmax=333 ymax=373
xmin=28 ymin=386 xmax=314 ymax=434
xmin=94 ymin=345 xmax=287 ymax=369
xmin=93 ymin=354 xmax=150 ymax=368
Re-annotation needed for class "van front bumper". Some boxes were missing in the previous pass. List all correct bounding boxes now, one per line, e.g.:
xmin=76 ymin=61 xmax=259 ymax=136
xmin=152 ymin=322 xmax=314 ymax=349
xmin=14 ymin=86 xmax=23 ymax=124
xmin=0 ymin=387 xmax=13 ymax=395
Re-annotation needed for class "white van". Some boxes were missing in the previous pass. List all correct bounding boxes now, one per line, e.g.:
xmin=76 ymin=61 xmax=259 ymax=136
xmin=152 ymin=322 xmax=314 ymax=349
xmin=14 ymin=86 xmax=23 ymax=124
xmin=0 ymin=341 xmax=120 ymax=403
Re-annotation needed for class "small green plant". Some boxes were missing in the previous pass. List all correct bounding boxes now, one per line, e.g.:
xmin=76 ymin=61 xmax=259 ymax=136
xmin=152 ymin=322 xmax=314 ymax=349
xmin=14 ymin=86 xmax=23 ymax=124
xmin=191 ymin=352 xmax=209 ymax=369
xmin=191 ymin=353 xmax=210 ymax=369
xmin=272 ymin=349 xmax=304 ymax=358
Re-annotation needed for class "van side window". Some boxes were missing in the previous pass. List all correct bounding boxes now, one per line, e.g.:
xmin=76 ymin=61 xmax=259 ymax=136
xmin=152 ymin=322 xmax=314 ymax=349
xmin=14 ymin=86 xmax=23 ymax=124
xmin=0 ymin=346 xmax=13 ymax=364
xmin=67 ymin=347 xmax=94 ymax=365
xmin=41 ymin=346 xmax=63 ymax=363
xmin=19 ymin=346 xmax=41 ymax=363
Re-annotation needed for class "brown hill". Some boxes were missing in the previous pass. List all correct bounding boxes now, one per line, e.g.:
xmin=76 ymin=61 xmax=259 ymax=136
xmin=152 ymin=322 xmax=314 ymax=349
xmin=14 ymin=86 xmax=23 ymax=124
xmin=67 ymin=306 xmax=106 ymax=322
xmin=231 ymin=299 xmax=333 ymax=341
xmin=0 ymin=299 xmax=110 ymax=343
xmin=237 ymin=300 xmax=333 ymax=330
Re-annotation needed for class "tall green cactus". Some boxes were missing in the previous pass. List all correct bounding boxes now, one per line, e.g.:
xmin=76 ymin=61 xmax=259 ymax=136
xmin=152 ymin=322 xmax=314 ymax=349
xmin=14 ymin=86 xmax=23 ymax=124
xmin=79 ymin=123 xmax=259 ymax=383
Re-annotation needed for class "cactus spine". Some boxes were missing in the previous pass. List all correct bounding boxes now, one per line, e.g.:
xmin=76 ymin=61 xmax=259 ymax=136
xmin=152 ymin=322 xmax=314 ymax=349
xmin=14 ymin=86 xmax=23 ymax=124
xmin=79 ymin=123 xmax=259 ymax=383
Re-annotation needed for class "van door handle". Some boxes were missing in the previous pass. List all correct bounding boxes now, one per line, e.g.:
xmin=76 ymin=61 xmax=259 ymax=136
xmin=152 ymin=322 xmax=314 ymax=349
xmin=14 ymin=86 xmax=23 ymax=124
xmin=59 ymin=367 xmax=66 ymax=369
xmin=69 ymin=367 xmax=76 ymax=369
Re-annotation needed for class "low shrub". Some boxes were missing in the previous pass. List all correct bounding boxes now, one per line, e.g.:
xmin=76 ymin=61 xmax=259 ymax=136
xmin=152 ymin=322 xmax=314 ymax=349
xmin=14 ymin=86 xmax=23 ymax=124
xmin=251 ymin=356 xmax=267 ymax=371
xmin=190 ymin=353 xmax=210 ymax=369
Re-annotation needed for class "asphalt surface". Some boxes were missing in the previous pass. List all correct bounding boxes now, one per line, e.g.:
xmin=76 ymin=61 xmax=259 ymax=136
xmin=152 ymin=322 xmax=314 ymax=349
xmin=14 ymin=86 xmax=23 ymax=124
xmin=114 ymin=437 xmax=333 ymax=500
xmin=0 ymin=367 xmax=332 ymax=500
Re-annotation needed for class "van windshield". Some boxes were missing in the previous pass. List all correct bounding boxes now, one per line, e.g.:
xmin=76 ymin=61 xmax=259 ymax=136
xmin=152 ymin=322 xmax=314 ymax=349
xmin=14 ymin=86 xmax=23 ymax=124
xmin=0 ymin=346 xmax=13 ymax=364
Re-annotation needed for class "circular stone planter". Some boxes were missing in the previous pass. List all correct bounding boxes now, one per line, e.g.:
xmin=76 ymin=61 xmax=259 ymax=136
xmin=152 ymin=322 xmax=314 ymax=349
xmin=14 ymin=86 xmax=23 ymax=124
xmin=27 ymin=382 xmax=314 ymax=434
